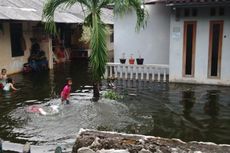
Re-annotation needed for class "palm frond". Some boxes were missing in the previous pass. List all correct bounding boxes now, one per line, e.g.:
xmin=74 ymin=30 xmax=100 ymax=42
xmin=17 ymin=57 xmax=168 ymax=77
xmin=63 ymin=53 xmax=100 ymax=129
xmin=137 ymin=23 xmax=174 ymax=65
xmin=114 ymin=0 xmax=148 ymax=31
xmin=89 ymin=13 xmax=108 ymax=82
xmin=42 ymin=0 xmax=91 ymax=34
xmin=98 ymin=0 xmax=112 ymax=9
xmin=114 ymin=0 xmax=131 ymax=15
xmin=42 ymin=0 xmax=74 ymax=33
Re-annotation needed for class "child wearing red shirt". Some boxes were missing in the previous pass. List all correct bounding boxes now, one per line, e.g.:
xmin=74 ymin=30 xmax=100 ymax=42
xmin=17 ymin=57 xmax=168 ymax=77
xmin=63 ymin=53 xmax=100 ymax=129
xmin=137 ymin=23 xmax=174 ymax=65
xmin=61 ymin=77 xmax=72 ymax=104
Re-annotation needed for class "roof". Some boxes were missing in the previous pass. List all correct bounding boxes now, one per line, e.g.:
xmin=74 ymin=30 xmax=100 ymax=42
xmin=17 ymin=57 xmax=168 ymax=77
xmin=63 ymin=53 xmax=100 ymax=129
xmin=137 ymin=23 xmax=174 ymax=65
xmin=144 ymin=0 xmax=166 ymax=4
xmin=66 ymin=4 xmax=113 ymax=24
xmin=166 ymin=0 xmax=230 ymax=6
xmin=0 ymin=0 xmax=113 ymax=24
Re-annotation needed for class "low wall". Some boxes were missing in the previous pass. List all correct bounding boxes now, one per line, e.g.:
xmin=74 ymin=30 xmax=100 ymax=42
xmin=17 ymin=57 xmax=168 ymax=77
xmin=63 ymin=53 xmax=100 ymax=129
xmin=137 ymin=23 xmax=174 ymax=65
xmin=72 ymin=129 xmax=230 ymax=153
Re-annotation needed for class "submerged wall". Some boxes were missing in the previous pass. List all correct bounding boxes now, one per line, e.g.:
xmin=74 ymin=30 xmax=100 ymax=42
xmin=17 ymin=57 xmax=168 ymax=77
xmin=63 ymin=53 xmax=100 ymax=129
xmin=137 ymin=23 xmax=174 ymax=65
xmin=72 ymin=129 xmax=230 ymax=153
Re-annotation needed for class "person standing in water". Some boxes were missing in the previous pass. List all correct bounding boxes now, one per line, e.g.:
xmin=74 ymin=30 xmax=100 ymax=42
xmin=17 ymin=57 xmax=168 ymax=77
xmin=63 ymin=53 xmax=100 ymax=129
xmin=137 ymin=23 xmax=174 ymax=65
xmin=61 ymin=77 xmax=72 ymax=104
xmin=3 ymin=78 xmax=18 ymax=91
xmin=0 ymin=68 xmax=7 ymax=89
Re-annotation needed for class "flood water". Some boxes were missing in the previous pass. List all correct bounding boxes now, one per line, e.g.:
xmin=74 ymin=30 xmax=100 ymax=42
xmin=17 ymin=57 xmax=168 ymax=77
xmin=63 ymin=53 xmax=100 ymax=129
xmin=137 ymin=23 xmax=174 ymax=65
xmin=0 ymin=60 xmax=230 ymax=152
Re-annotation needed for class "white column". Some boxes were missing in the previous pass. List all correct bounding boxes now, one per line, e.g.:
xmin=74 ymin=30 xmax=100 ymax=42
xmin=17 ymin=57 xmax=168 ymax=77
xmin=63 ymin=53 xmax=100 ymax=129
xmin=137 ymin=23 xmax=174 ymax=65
xmin=125 ymin=65 xmax=128 ymax=79
xmin=109 ymin=65 xmax=113 ymax=78
xmin=146 ymin=66 xmax=149 ymax=81
xmin=163 ymin=68 xmax=166 ymax=82
xmin=136 ymin=66 xmax=139 ymax=80
xmin=152 ymin=67 xmax=155 ymax=81
xmin=141 ymin=66 xmax=144 ymax=80
xmin=114 ymin=65 xmax=118 ymax=78
xmin=130 ymin=65 xmax=134 ymax=80
xmin=120 ymin=65 xmax=123 ymax=79
xmin=104 ymin=65 xmax=108 ymax=79
xmin=158 ymin=68 xmax=161 ymax=82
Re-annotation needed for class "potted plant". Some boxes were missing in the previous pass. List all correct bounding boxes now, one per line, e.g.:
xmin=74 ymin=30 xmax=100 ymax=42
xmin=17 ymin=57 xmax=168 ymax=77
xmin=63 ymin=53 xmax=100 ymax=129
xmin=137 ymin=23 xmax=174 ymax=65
xmin=129 ymin=54 xmax=135 ymax=64
xmin=119 ymin=53 xmax=126 ymax=64
xmin=136 ymin=55 xmax=144 ymax=65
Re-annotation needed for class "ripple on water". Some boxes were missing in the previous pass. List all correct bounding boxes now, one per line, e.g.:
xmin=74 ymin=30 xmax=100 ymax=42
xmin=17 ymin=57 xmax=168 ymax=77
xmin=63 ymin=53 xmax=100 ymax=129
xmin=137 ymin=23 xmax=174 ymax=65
xmin=7 ymin=92 xmax=136 ymax=151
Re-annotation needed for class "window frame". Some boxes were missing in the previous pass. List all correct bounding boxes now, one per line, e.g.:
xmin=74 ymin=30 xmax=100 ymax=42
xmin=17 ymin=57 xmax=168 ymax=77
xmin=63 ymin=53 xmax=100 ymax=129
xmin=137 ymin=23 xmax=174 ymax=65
xmin=10 ymin=23 xmax=24 ymax=57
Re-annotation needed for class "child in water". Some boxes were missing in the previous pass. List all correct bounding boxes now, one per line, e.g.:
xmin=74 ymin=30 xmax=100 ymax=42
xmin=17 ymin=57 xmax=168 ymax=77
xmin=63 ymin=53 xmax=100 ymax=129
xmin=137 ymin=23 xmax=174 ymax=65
xmin=61 ymin=77 xmax=72 ymax=104
xmin=0 ymin=69 xmax=7 ymax=89
xmin=3 ymin=78 xmax=18 ymax=91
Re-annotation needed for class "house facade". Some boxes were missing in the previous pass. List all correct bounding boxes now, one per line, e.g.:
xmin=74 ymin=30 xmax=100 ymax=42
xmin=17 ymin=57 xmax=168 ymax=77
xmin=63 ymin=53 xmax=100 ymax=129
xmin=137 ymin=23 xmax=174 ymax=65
xmin=114 ymin=0 xmax=230 ymax=85
xmin=168 ymin=0 xmax=230 ymax=85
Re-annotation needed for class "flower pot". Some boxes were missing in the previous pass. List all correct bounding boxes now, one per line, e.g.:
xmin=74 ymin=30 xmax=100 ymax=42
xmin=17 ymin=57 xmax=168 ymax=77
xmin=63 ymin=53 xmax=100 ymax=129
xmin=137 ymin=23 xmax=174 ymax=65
xmin=120 ymin=58 xmax=126 ymax=64
xmin=136 ymin=58 xmax=144 ymax=65
xmin=129 ymin=59 xmax=135 ymax=64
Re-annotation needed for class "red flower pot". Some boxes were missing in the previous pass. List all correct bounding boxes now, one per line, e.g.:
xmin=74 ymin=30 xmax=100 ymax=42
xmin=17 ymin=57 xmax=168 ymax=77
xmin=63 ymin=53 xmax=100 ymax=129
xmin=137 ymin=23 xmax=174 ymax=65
xmin=129 ymin=58 xmax=135 ymax=64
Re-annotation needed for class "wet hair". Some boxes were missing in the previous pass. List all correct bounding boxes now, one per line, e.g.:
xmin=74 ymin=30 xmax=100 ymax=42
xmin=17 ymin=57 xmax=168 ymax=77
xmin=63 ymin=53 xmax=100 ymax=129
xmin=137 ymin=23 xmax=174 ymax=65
xmin=31 ymin=43 xmax=40 ymax=51
xmin=66 ymin=77 xmax=72 ymax=84
xmin=6 ymin=78 xmax=13 ymax=83
xmin=1 ymin=68 xmax=6 ymax=73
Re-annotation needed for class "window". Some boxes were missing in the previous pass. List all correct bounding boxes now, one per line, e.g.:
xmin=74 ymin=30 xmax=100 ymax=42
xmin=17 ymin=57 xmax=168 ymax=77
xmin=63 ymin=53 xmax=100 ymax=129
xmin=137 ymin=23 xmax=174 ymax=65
xmin=175 ymin=8 xmax=181 ymax=21
xmin=219 ymin=7 xmax=225 ymax=16
xmin=192 ymin=8 xmax=198 ymax=17
xmin=10 ymin=23 xmax=24 ymax=57
xmin=210 ymin=7 xmax=216 ymax=16
xmin=183 ymin=8 xmax=197 ymax=17
xmin=184 ymin=8 xmax=190 ymax=17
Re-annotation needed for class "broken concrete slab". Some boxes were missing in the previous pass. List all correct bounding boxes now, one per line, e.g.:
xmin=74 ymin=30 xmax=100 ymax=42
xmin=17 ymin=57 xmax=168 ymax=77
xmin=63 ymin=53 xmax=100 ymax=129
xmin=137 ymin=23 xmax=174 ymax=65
xmin=72 ymin=129 xmax=230 ymax=153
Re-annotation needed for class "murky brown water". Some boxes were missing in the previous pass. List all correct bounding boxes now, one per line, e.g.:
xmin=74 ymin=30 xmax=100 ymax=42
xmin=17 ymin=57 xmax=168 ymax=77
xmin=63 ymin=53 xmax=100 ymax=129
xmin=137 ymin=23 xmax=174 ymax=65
xmin=0 ymin=60 xmax=230 ymax=152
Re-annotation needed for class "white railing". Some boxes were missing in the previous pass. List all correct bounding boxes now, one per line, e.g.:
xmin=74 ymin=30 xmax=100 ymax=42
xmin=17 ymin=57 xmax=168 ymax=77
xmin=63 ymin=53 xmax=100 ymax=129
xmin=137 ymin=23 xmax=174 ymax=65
xmin=105 ymin=63 xmax=169 ymax=82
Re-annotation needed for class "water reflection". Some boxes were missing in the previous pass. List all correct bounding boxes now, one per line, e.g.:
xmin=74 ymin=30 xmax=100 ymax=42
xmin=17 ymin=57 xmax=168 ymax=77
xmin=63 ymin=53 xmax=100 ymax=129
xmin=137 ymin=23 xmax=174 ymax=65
xmin=180 ymin=90 xmax=195 ymax=117
xmin=204 ymin=90 xmax=219 ymax=118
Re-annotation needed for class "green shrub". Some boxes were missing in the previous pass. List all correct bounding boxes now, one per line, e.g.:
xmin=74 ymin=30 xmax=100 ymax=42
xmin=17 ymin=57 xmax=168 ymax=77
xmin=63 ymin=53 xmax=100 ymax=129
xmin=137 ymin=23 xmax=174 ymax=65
xmin=103 ymin=90 xmax=123 ymax=100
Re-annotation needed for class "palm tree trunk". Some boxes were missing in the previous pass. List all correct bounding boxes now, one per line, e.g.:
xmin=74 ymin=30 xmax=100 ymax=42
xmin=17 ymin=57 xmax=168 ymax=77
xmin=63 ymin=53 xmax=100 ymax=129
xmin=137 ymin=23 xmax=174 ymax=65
xmin=92 ymin=82 xmax=100 ymax=102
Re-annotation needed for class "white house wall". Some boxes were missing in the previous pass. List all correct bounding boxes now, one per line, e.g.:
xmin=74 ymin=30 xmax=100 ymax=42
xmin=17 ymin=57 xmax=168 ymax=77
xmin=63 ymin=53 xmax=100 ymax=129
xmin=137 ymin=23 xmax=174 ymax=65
xmin=114 ymin=3 xmax=170 ymax=64
xmin=169 ymin=7 xmax=230 ymax=85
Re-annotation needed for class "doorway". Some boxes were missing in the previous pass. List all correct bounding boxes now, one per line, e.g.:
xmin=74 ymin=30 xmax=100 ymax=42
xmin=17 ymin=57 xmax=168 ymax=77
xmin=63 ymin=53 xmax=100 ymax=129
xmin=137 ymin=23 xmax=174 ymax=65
xmin=183 ymin=21 xmax=197 ymax=77
xmin=208 ymin=21 xmax=223 ymax=78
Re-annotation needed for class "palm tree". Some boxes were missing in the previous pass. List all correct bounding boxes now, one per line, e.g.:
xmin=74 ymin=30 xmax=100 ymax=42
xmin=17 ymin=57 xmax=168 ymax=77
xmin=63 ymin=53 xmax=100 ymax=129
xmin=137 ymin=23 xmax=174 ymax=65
xmin=43 ymin=0 xmax=147 ymax=101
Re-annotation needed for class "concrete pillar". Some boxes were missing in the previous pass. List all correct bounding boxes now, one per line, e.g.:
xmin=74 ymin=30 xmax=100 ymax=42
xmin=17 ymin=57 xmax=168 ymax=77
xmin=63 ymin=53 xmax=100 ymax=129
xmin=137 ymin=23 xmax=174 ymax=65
xmin=40 ymin=37 xmax=53 ymax=69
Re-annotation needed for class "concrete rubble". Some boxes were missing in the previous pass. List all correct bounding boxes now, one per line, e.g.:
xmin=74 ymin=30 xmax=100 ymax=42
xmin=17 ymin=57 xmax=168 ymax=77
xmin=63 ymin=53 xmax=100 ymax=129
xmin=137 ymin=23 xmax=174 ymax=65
xmin=72 ymin=129 xmax=230 ymax=153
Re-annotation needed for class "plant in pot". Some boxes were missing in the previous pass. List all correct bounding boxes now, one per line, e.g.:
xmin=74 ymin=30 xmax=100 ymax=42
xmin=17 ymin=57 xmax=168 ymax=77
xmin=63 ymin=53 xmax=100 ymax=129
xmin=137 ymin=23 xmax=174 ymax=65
xmin=129 ymin=54 xmax=135 ymax=64
xmin=119 ymin=53 xmax=126 ymax=64
xmin=136 ymin=54 xmax=144 ymax=65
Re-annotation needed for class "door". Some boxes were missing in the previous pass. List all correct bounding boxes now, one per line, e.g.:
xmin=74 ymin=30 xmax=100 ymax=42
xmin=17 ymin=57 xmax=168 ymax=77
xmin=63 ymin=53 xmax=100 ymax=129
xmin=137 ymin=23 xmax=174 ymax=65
xmin=183 ymin=21 xmax=197 ymax=77
xmin=208 ymin=21 xmax=223 ymax=78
